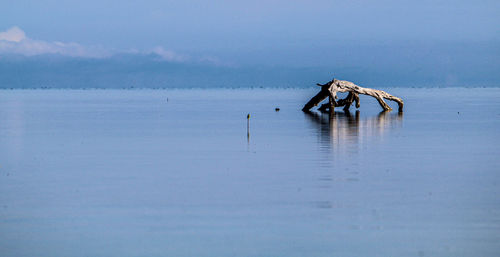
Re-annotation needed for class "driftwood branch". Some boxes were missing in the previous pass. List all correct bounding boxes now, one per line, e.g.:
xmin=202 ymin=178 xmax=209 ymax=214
xmin=302 ymin=78 xmax=403 ymax=112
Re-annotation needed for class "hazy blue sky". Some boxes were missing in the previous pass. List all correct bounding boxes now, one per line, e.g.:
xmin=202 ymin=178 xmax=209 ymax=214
xmin=0 ymin=0 xmax=499 ymax=87
xmin=1 ymin=0 xmax=499 ymax=59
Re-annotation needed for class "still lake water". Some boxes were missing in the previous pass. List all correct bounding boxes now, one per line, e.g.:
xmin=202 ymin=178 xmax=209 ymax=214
xmin=0 ymin=88 xmax=499 ymax=257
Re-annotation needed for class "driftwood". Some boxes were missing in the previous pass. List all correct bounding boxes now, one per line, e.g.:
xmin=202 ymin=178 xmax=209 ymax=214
xmin=302 ymin=78 xmax=404 ymax=112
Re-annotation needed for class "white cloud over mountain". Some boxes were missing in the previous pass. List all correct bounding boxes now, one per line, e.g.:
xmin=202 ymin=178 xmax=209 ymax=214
xmin=151 ymin=46 xmax=189 ymax=62
xmin=0 ymin=26 xmax=230 ymax=66
xmin=0 ymin=26 xmax=26 ymax=42
xmin=0 ymin=26 xmax=110 ymax=58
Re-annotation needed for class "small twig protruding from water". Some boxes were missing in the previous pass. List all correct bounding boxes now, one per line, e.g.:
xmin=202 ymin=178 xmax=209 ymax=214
xmin=247 ymin=113 xmax=250 ymax=142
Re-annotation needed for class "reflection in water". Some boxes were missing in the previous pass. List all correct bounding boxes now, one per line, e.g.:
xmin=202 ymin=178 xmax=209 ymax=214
xmin=304 ymin=110 xmax=404 ymax=209
xmin=304 ymin=110 xmax=403 ymax=153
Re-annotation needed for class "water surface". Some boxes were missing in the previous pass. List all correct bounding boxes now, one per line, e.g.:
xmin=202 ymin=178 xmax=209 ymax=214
xmin=0 ymin=88 xmax=499 ymax=256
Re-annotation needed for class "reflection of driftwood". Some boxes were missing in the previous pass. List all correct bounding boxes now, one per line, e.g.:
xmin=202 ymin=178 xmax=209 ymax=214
xmin=303 ymin=78 xmax=404 ymax=112
xmin=304 ymin=110 xmax=403 ymax=149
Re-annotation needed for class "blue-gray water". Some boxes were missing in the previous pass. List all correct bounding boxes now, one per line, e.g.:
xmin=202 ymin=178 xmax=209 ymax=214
xmin=0 ymin=88 xmax=499 ymax=256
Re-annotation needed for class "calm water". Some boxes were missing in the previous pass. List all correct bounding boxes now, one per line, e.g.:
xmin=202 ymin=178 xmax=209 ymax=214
xmin=0 ymin=88 xmax=499 ymax=257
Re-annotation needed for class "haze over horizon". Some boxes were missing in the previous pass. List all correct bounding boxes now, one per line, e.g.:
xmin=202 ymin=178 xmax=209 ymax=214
xmin=1 ymin=0 xmax=499 ymax=87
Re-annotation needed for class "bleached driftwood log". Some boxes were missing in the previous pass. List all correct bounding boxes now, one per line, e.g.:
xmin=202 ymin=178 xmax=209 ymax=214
xmin=302 ymin=78 xmax=404 ymax=112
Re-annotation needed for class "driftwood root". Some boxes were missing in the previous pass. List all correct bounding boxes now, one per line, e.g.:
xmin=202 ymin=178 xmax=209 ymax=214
xmin=303 ymin=78 xmax=403 ymax=112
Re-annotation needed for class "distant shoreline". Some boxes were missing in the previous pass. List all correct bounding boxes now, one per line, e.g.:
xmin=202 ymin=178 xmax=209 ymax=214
xmin=1 ymin=85 xmax=500 ymax=90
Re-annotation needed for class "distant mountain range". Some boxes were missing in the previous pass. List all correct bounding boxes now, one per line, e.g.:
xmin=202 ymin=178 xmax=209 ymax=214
xmin=1 ymin=42 xmax=499 ymax=88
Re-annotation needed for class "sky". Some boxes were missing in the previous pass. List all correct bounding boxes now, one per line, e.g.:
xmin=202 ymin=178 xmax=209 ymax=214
xmin=0 ymin=0 xmax=499 ymax=87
